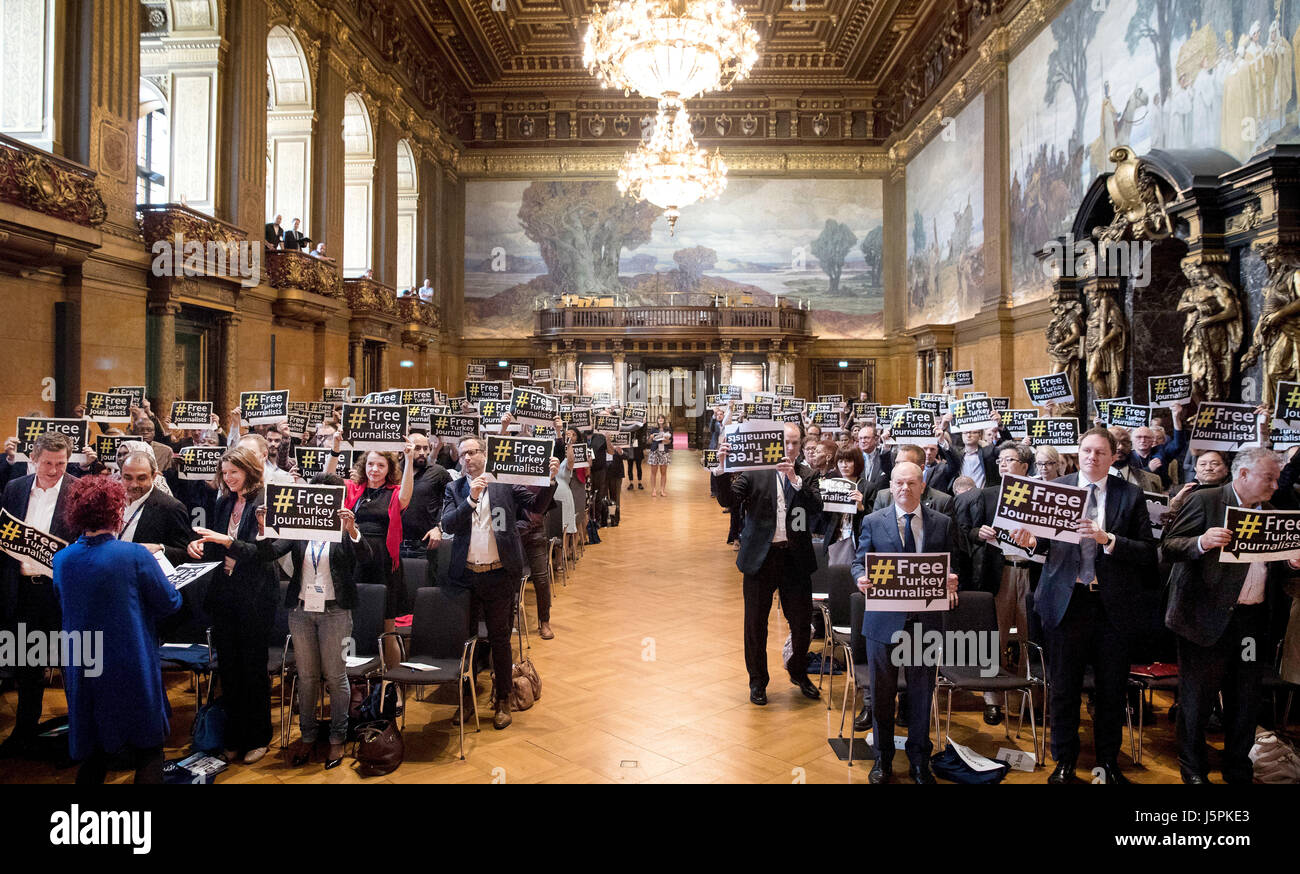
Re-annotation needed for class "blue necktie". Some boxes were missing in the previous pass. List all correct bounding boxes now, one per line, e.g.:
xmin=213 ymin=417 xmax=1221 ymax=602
xmin=1078 ymin=483 xmax=1098 ymax=585
xmin=901 ymin=513 xmax=916 ymax=553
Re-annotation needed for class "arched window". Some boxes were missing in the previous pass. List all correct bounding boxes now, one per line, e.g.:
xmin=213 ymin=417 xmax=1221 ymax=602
xmin=396 ymin=139 xmax=418 ymax=291
xmin=137 ymin=80 xmax=169 ymax=205
xmin=342 ymin=93 xmax=375 ymax=277
xmin=0 ymin=0 xmax=58 ymax=151
xmin=266 ymin=25 xmax=314 ymax=241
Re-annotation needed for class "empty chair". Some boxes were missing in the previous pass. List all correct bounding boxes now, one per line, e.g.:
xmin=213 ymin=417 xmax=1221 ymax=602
xmin=158 ymin=574 xmax=217 ymax=710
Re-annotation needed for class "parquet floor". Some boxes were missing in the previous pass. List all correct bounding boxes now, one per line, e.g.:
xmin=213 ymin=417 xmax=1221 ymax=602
xmin=1 ymin=453 xmax=1200 ymax=783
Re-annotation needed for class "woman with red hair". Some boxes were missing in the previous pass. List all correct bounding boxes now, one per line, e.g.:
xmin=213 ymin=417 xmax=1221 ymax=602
xmin=53 ymin=475 xmax=183 ymax=784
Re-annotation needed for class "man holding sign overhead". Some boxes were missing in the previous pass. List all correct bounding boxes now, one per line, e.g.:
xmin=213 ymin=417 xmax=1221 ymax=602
xmin=1161 ymin=447 xmax=1300 ymax=785
xmin=714 ymin=422 xmax=823 ymax=707
xmin=1006 ymin=428 xmax=1156 ymax=784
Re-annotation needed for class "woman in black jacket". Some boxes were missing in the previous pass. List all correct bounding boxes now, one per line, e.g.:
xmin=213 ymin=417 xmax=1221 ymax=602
xmin=817 ymin=446 xmax=869 ymax=561
xmin=188 ymin=445 xmax=278 ymax=765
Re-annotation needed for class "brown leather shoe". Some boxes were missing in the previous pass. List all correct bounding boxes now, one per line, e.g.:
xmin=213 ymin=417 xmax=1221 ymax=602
xmin=539 ymin=622 xmax=554 ymax=640
xmin=493 ymin=699 xmax=512 ymax=730
xmin=451 ymin=702 xmax=477 ymax=726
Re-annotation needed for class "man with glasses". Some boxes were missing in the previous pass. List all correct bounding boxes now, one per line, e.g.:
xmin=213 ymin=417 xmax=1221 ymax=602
xmin=1166 ymin=450 xmax=1231 ymax=521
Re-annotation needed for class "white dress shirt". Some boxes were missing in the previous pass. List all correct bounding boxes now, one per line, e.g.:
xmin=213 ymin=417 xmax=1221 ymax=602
xmin=1077 ymin=472 xmax=1119 ymax=555
xmin=772 ymin=471 xmax=802 ymax=544
xmin=121 ymin=488 xmax=152 ymax=543
xmin=21 ymin=476 xmax=64 ymax=576
xmin=962 ymin=450 xmax=986 ymax=489
xmin=1194 ymin=486 xmax=1267 ymax=605
xmin=467 ymin=487 xmax=501 ymax=565
xmin=893 ymin=502 xmax=924 ymax=552
xmin=300 ymin=529 xmax=362 ymax=611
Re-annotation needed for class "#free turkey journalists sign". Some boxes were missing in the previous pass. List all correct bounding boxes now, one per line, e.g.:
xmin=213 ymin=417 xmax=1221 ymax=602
xmin=264 ymin=484 xmax=345 ymax=542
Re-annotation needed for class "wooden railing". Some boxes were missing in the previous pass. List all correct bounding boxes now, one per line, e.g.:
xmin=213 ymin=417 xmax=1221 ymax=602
xmin=534 ymin=304 xmax=810 ymax=338
xmin=0 ymin=132 xmax=106 ymax=226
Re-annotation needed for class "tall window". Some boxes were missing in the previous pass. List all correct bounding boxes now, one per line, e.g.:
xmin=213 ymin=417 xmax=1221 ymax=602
xmin=342 ymin=93 xmax=375 ymax=277
xmin=395 ymin=139 xmax=418 ymax=291
xmin=0 ymin=0 xmax=57 ymax=151
xmin=137 ymin=81 xmax=168 ymax=204
xmin=265 ymin=25 xmax=314 ymax=234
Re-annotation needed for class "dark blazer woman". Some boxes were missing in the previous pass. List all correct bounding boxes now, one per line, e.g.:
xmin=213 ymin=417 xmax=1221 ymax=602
xmin=202 ymin=489 xmax=277 ymax=756
xmin=817 ymin=475 xmax=869 ymax=551
xmin=260 ymin=533 xmax=372 ymax=610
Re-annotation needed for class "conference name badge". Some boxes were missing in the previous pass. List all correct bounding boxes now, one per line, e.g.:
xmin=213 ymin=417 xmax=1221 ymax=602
xmin=341 ymin=404 xmax=408 ymax=451
xmin=991 ymin=473 xmax=1088 ymax=544
xmin=485 ymin=435 xmax=554 ymax=487
xmin=1219 ymin=505 xmax=1300 ymax=564
xmin=264 ymin=484 xmax=345 ymax=542
xmin=860 ymin=552 xmax=951 ymax=612
xmin=1023 ymin=372 xmax=1073 ymax=406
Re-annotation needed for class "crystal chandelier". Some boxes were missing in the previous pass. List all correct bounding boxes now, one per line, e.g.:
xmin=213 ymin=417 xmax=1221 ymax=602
xmin=584 ymin=0 xmax=760 ymax=103
xmin=618 ymin=99 xmax=726 ymax=234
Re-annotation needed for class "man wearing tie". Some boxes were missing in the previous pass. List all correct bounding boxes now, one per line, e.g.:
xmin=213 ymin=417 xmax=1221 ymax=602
xmin=856 ymin=424 xmax=889 ymax=495
xmin=441 ymin=435 xmax=558 ymax=729
xmin=282 ymin=218 xmax=309 ymax=251
xmin=0 ymin=433 xmax=78 ymax=757
xmin=1010 ymin=428 xmax=1156 ymax=784
xmin=1161 ymin=447 xmax=1300 ymax=784
xmin=852 ymin=461 xmax=960 ymax=784
xmin=715 ymin=422 xmax=823 ymax=705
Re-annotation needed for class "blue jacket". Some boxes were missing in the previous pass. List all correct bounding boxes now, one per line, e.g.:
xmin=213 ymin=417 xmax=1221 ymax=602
xmin=53 ymin=534 xmax=182 ymax=760
xmin=851 ymin=504 xmax=955 ymax=643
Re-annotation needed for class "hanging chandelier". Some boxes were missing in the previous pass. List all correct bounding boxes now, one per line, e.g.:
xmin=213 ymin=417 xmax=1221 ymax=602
xmin=617 ymin=99 xmax=726 ymax=234
xmin=584 ymin=0 xmax=760 ymax=103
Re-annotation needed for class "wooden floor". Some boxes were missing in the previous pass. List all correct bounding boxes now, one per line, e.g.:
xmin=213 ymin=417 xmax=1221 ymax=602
xmin=1 ymin=452 xmax=1204 ymax=784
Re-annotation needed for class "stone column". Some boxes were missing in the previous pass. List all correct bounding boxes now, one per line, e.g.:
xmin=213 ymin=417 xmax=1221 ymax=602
xmin=376 ymin=342 xmax=390 ymax=392
xmin=150 ymin=302 xmax=182 ymax=412
xmin=219 ymin=314 xmax=242 ymax=418
xmin=561 ymin=352 xmax=578 ymax=382
xmin=766 ymin=350 xmax=782 ymax=391
xmin=349 ymin=336 xmax=364 ymax=385
xmin=719 ymin=351 xmax=733 ymax=386
xmin=215 ymin=0 xmax=269 ymax=240
xmin=612 ymin=351 xmax=626 ymax=403
xmin=982 ymin=65 xmax=1011 ymax=311
xmin=882 ymin=172 xmax=907 ymax=335
xmin=312 ymin=37 xmax=349 ymax=263
xmin=371 ymin=108 xmax=401 ymax=286
xmin=916 ymin=352 xmax=926 ymax=396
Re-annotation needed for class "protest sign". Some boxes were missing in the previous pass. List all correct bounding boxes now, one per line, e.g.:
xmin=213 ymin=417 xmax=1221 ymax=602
xmin=0 ymin=508 xmax=68 ymax=576
xmin=739 ymin=402 xmax=774 ymax=421
xmin=963 ymin=391 xmax=988 ymax=399
xmin=989 ymin=397 xmax=1010 ymax=412
xmin=908 ymin=396 xmax=944 ymax=418
xmin=775 ymin=384 xmax=795 ymax=396
xmin=720 ymin=421 xmax=786 ymax=473
xmin=1093 ymin=396 xmax=1133 ymax=424
xmin=555 ymin=378 xmax=577 ymax=394
xmin=464 ymin=380 xmax=502 ymax=403
xmin=93 ymin=433 xmax=126 ymax=469
xmin=169 ymin=401 xmax=213 ymax=430
xmin=1145 ymin=492 xmax=1171 ymax=538
xmin=701 ymin=448 xmax=719 ymax=468
xmin=819 ymin=477 xmax=859 ymax=513
xmin=466 ymin=363 xmax=486 ymax=379
xmin=509 ymin=386 xmax=559 ymax=428
xmin=109 ymin=385 xmax=146 ymax=410
xmin=485 ymin=435 xmax=554 ymax=486
xmin=532 ymin=368 xmax=552 ymax=383
xmin=1002 ymin=409 xmax=1038 ymax=438
xmin=341 ymin=404 xmax=407 ymax=451
xmin=1106 ymin=402 xmax=1151 ymax=430
xmin=943 ymin=370 xmax=975 ymax=389
xmin=610 ymin=431 xmax=630 ymax=449
xmin=950 ymin=397 xmax=998 ymax=433
xmin=264 ymin=483 xmax=344 ymax=542
xmin=178 ymin=445 xmax=223 ymax=481
xmin=559 ymin=407 xmax=592 ymax=430
xmin=510 ymin=364 xmax=531 ymax=382
xmin=405 ymin=405 xmax=436 ymax=431
xmin=15 ymin=418 xmax=90 ymax=463
xmin=240 ymin=390 xmax=289 ymax=426
xmin=818 ymin=394 xmax=844 ymax=405
xmin=166 ymin=562 xmax=221 ymax=591
xmin=476 ymin=398 xmax=507 ymax=431
xmin=322 ymin=386 xmax=351 ymax=403
xmin=888 ymin=409 xmax=938 ymax=447
xmin=720 ymin=384 xmax=743 ymax=400
xmin=1149 ymin=373 xmax=1192 ymax=408
xmin=594 ymin=414 xmax=620 ymax=436
xmin=431 ymin=413 xmax=480 ymax=439
xmin=396 ymin=388 xmax=436 ymax=406
xmin=991 ymin=473 xmax=1087 ymax=544
xmin=85 ymin=391 xmax=132 ymax=424
xmin=1220 ymin=505 xmax=1300 ymax=564
xmin=1188 ymin=401 xmax=1259 ymax=454
xmin=860 ymin=552 xmax=951 ymax=612
xmin=780 ymin=397 xmax=806 ymax=414
xmin=1025 ymin=417 xmax=1079 ymax=453
xmin=808 ymin=408 xmax=842 ymax=433
xmin=1023 ymin=372 xmax=1073 ymax=406
xmin=570 ymin=443 xmax=590 ymax=469
xmin=994 ymin=527 xmax=1048 ymax=564
xmin=851 ymin=402 xmax=878 ymax=421
xmin=292 ymin=446 xmax=352 ymax=479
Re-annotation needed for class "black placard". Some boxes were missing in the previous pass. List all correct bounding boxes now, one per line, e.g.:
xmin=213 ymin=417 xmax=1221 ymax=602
xmin=532 ymin=368 xmax=552 ymax=383
xmin=465 ymin=380 xmax=503 ymax=403
xmin=809 ymin=409 xmax=842 ymax=432
xmin=395 ymin=388 xmax=436 ymax=406
xmin=85 ymin=391 xmax=132 ymax=424
xmin=485 ymin=434 xmax=554 ymax=486
xmin=594 ymin=414 xmax=620 ymax=435
xmin=341 ymin=404 xmax=408 ymax=451
xmin=707 ymin=393 xmax=731 ymax=408
xmin=908 ymin=396 xmax=944 ymax=418
xmin=989 ymin=396 xmax=1010 ymax=412
xmin=509 ymin=386 xmax=559 ymax=427
xmin=610 ymin=431 xmax=630 ymax=449
xmin=817 ymin=394 xmax=844 ymax=405
xmin=1145 ymin=491 xmax=1171 ymax=538
xmin=170 ymin=401 xmax=213 ymax=430
xmin=93 ymin=433 xmax=126 ymax=469
xmin=466 ymin=363 xmax=486 ymax=379
xmin=287 ymin=411 xmax=309 ymax=435
xmin=780 ymin=397 xmax=806 ymax=414
xmin=0 ymin=508 xmax=68 ymax=576
xmin=1188 ymin=401 xmax=1258 ymax=454
xmin=775 ymin=384 xmax=795 ymax=396
xmin=264 ymin=483 xmax=344 ymax=542
xmin=14 ymin=418 xmax=90 ymax=462
xmin=963 ymin=391 xmax=989 ymax=399
xmin=860 ymin=552 xmax=951 ymax=612
xmin=477 ymin=399 xmax=508 ymax=431
xmin=570 ymin=443 xmax=590 ymax=469
xmin=850 ymin=402 xmax=878 ymax=421
xmin=292 ymin=446 xmax=353 ymax=479
xmin=701 ymin=448 xmax=719 ymax=468
xmin=720 ymin=421 xmax=786 ymax=472
xmin=559 ymin=407 xmax=592 ymax=430
xmin=178 ymin=445 xmax=224 ymax=481
xmin=943 ymin=370 xmax=974 ymax=388
xmin=739 ymin=402 xmax=774 ymax=421
xmin=406 ymin=405 xmax=436 ymax=432
xmin=888 ymin=409 xmax=937 ymax=447
xmin=555 ymin=379 xmax=577 ymax=394
xmin=1106 ymin=402 xmax=1150 ymax=430
xmin=1149 ymin=373 xmax=1192 ymax=407
xmin=1001 ymin=409 xmax=1039 ymax=438
xmin=620 ymin=406 xmax=647 ymax=425
xmin=1221 ymin=505 xmax=1300 ymax=563
xmin=240 ymin=390 xmax=289 ymax=426
xmin=1025 ymin=417 xmax=1079 ymax=453
xmin=818 ymin=477 xmax=859 ymax=513
xmin=1274 ymin=380 xmax=1300 ymax=428
xmin=1023 ymin=372 xmax=1073 ymax=406
xmin=991 ymin=473 xmax=1087 ymax=544
xmin=322 ymin=386 xmax=351 ymax=403
xmin=1092 ymin=396 xmax=1133 ymax=424
xmin=950 ymin=397 xmax=998 ymax=433
xmin=109 ymin=385 xmax=146 ymax=410
xmin=510 ymin=364 xmax=531 ymax=382
xmin=366 ymin=390 xmax=403 ymax=406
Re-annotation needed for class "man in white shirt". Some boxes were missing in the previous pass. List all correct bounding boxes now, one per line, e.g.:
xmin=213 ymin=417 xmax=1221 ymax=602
xmin=0 ymin=432 xmax=78 ymax=756
xmin=440 ymin=435 xmax=559 ymax=729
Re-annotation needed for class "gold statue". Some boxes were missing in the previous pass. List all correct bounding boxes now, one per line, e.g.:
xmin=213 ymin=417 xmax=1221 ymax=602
xmin=1085 ymin=284 xmax=1127 ymax=401
xmin=1243 ymin=242 xmax=1300 ymax=409
xmin=1045 ymin=297 xmax=1083 ymax=413
xmin=1177 ymin=256 xmax=1242 ymax=403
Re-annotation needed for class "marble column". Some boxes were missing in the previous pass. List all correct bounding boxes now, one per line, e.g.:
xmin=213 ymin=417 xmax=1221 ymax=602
xmin=613 ymin=352 xmax=626 ymax=404
xmin=349 ymin=336 xmax=364 ymax=385
xmin=216 ymin=0 xmax=269 ymax=239
xmin=371 ymin=109 xmax=401 ymax=286
xmin=766 ymin=351 xmax=782 ymax=391
xmin=376 ymin=342 xmax=390 ymax=392
xmin=719 ymin=351 xmax=733 ymax=386
xmin=312 ymin=39 xmax=349 ymax=263
xmin=219 ymin=314 xmax=242 ymax=418
xmin=150 ymin=302 xmax=182 ymax=412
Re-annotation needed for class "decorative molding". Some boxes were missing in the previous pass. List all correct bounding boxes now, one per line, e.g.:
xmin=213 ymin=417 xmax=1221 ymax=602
xmin=458 ymin=148 xmax=894 ymax=178
xmin=0 ymin=136 xmax=107 ymax=227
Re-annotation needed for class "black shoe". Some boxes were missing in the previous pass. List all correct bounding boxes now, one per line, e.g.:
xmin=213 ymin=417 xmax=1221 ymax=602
xmin=1048 ymin=759 xmax=1076 ymax=784
xmin=1180 ymin=768 xmax=1209 ymax=785
xmin=749 ymin=687 xmax=768 ymax=706
xmin=638 ymin=483 xmax=645 ymax=490
xmin=983 ymin=705 xmax=1003 ymax=726
xmin=627 ymin=483 xmax=635 ymax=491
xmin=792 ymin=675 xmax=820 ymax=700
xmin=1095 ymin=761 xmax=1130 ymax=785
xmin=853 ymin=703 xmax=873 ymax=733
xmin=910 ymin=761 xmax=936 ymax=784
xmin=868 ymin=759 xmax=892 ymax=784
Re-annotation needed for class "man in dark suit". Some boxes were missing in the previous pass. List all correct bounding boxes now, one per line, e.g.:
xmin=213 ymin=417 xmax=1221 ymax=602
xmin=0 ymin=433 xmax=79 ymax=757
xmin=587 ymin=428 xmax=609 ymax=528
xmin=118 ymin=451 xmax=196 ymax=566
xmin=960 ymin=441 xmax=1044 ymax=726
xmin=1161 ymin=447 xmax=1300 ymax=784
xmin=715 ymin=422 xmax=823 ymax=705
xmin=872 ymin=444 xmax=954 ymax=517
xmin=938 ymin=418 xmax=1001 ymax=491
xmin=282 ymin=218 xmax=309 ymax=251
xmin=441 ymin=435 xmax=558 ymax=729
xmin=400 ymin=431 xmax=451 ymax=559
xmin=856 ymin=424 xmax=890 ymax=495
xmin=1008 ymin=428 xmax=1156 ymax=784
xmin=921 ymin=443 xmax=954 ymax=494
xmin=851 ymin=461 xmax=960 ymax=783
xmin=264 ymin=214 xmax=284 ymax=249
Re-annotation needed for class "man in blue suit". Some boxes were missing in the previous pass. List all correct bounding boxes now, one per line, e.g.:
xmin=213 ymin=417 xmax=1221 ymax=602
xmin=0 ymin=432 xmax=79 ymax=757
xmin=1009 ymin=427 xmax=1156 ymax=784
xmin=851 ymin=461 xmax=959 ymax=784
xmin=441 ymin=434 xmax=557 ymax=730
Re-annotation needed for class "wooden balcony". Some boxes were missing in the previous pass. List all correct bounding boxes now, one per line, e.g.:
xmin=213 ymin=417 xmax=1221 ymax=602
xmin=533 ymin=304 xmax=811 ymax=340
xmin=138 ymin=203 xmax=250 ymax=282
xmin=397 ymin=296 xmax=439 ymax=345
xmin=0 ymin=133 xmax=104 ymax=271
xmin=267 ymin=250 xmax=345 ymax=325
xmin=344 ymin=276 xmax=402 ymax=340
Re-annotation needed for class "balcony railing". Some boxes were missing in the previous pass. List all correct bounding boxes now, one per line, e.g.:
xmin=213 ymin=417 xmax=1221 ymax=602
xmin=266 ymin=249 xmax=344 ymax=299
xmin=0 ymin=132 xmax=106 ymax=226
xmin=534 ymin=304 xmax=810 ymax=338
xmin=343 ymin=277 xmax=398 ymax=318
xmin=138 ymin=203 xmax=250 ymax=280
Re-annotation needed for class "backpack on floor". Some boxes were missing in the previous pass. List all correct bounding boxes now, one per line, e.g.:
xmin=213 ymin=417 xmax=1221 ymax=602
xmin=1250 ymin=728 xmax=1300 ymax=783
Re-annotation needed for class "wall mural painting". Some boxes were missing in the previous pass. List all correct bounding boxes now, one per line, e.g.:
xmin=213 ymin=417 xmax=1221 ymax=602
xmin=1010 ymin=0 xmax=1300 ymax=304
xmin=463 ymin=178 xmax=885 ymax=339
xmin=905 ymin=92 xmax=985 ymax=328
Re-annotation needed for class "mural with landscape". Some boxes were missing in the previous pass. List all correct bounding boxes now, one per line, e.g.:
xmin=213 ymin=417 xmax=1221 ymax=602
xmin=1009 ymin=0 xmax=1300 ymax=304
xmin=463 ymin=178 xmax=885 ymax=339
xmin=906 ymin=92 xmax=985 ymax=328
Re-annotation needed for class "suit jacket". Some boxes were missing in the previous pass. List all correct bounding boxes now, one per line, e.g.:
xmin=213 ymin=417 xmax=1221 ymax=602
xmin=941 ymin=442 xmax=1001 ymax=489
xmin=264 ymin=222 xmax=283 ymax=246
xmin=1033 ymin=473 xmax=1156 ymax=634
xmin=957 ymin=484 xmax=1044 ymax=595
xmin=587 ymin=433 xmax=608 ymax=472
xmin=922 ymin=460 xmax=954 ymax=494
xmin=259 ymin=531 xmax=373 ymax=610
xmin=201 ymin=491 xmax=277 ymax=610
xmin=1162 ymin=483 xmax=1300 ymax=647
xmin=440 ymin=476 xmax=556 ymax=586
xmin=124 ymin=488 xmax=197 ymax=567
xmin=282 ymin=229 xmax=308 ymax=251
xmin=1 ymin=473 xmax=80 ymax=618
xmin=872 ymin=484 xmax=954 ymax=517
xmin=716 ymin=465 xmax=822 ymax=578
xmin=1113 ymin=462 xmax=1162 ymax=495
xmin=850 ymin=504 xmax=956 ymax=643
